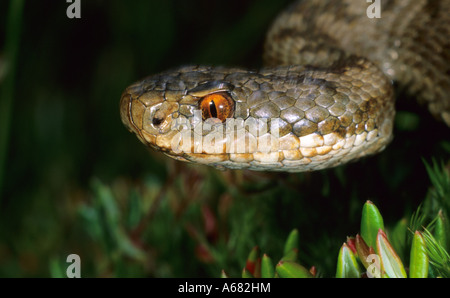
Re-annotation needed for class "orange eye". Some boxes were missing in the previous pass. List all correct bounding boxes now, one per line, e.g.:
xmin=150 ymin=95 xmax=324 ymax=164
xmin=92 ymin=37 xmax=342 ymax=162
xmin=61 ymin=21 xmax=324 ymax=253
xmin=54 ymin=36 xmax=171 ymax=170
xmin=199 ymin=92 xmax=234 ymax=122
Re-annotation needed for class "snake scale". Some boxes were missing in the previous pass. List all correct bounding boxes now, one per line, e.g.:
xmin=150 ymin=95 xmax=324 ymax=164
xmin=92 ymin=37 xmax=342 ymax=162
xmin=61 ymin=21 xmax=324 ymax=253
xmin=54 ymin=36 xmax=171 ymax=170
xmin=120 ymin=0 xmax=450 ymax=172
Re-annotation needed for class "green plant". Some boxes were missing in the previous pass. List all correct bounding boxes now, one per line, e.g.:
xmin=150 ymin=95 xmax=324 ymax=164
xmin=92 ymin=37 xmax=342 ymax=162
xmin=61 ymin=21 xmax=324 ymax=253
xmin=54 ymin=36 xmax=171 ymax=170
xmin=222 ymin=229 xmax=315 ymax=278
xmin=225 ymin=199 xmax=450 ymax=278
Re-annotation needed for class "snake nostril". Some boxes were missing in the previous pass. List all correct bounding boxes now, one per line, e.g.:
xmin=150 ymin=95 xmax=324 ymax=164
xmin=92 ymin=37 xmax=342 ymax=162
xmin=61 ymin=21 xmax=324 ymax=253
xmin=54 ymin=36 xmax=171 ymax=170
xmin=152 ymin=116 xmax=164 ymax=126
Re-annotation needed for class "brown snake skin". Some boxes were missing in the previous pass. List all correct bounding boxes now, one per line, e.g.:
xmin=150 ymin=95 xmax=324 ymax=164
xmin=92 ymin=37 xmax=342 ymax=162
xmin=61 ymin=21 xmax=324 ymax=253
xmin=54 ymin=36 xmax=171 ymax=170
xmin=120 ymin=0 xmax=450 ymax=172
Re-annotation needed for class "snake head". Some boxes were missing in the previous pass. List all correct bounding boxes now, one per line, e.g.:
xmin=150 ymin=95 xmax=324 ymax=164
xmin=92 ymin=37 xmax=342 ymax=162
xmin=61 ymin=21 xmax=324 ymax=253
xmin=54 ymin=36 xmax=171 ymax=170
xmin=121 ymin=60 xmax=395 ymax=172
xmin=120 ymin=66 xmax=245 ymax=165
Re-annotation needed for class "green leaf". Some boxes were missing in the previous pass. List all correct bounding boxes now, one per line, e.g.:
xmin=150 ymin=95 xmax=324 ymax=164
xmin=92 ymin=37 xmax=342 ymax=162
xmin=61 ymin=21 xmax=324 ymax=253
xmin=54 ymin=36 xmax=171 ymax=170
xmin=88 ymin=179 xmax=121 ymax=254
xmin=245 ymin=246 xmax=261 ymax=278
xmin=276 ymin=261 xmax=312 ymax=278
xmin=261 ymin=254 xmax=275 ymax=278
xmin=336 ymin=243 xmax=362 ymax=278
xmin=283 ymin=229 xmax=299 ymax=256
xmin=49 ymin=257 xmax=66 ymax=278
xmin=116 ymin=230 xmax=146 ymax=261
xmin=376 ymin=229 xmax=407 ymax=278
xmin=220 ymin=270 xmax=229 ymax=278
xmin=126 ymin=189 xmax=142 ymax=229
xmin=409 ymin=231 xmax=429 ymax=278
xmin=409 ymin=204 xmax=426 ymax=239
xmin=423 ymin=159 xmax=450 ymax=202
xmin=355 ymin=235 xmax=380 ymax=278
xmin=390 ymin=218 xmax=408 ymax=261
xmin=365 ymin=252 xmax=382 ymax=278
xmin=361 ymin=201 xmax=384 ymax=249
xmin=242 ymin=268 xmax=254 ymax=278
xmin=422 ymin=229 xmax=450 ymax=278
xmin=346 ymin=236 xmax=357 ymax=255
xmin=355 ymin=234 xmax=372 ymax=270
xmin=88 ymin=179 xmax=146 ymax=261
xmin=92 ymin=179 xmax=120 ymax=225
xmin=78 ymin=204 xmax=102 ymax=240
xmin=434 ymin=210 xmax=449 ymax=252
xmin=281 ymin=248 xmax=298 ymax=262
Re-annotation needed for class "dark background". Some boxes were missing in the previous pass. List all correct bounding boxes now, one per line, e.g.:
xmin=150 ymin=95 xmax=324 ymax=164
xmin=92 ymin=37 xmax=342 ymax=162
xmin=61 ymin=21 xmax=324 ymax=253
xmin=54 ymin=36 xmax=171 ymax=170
xmin=0 ymin=0 xmax=448 ymax=277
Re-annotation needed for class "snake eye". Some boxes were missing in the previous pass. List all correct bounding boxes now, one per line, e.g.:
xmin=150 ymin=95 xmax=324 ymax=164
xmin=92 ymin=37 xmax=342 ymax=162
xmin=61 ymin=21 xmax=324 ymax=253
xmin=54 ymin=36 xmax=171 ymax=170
xmin=199 ymin=92 xmax=233 ymax=122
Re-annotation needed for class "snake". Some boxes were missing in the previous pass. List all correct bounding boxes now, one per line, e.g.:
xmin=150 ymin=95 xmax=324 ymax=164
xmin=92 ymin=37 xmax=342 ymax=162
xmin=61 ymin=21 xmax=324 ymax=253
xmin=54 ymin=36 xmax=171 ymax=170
xmin=120 ymin=0 xmax=450 ymax=173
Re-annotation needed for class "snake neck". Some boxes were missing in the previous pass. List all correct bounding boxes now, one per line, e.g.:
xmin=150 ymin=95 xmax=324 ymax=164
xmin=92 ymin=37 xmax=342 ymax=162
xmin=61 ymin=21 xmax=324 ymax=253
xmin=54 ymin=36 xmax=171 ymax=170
xmin=264 ymin=0 xmax=450 ymax=125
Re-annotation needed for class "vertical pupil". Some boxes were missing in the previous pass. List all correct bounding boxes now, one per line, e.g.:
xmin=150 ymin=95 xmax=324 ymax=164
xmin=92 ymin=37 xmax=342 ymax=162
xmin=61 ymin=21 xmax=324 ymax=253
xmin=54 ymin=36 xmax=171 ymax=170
xmin=209 ymin=100 xmax=217 ymax=118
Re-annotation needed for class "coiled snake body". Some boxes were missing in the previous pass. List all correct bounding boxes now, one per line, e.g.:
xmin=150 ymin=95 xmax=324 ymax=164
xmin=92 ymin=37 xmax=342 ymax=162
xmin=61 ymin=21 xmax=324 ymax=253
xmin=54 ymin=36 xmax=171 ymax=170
xmin=120 ymin=0 xmax=450 ymax=172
